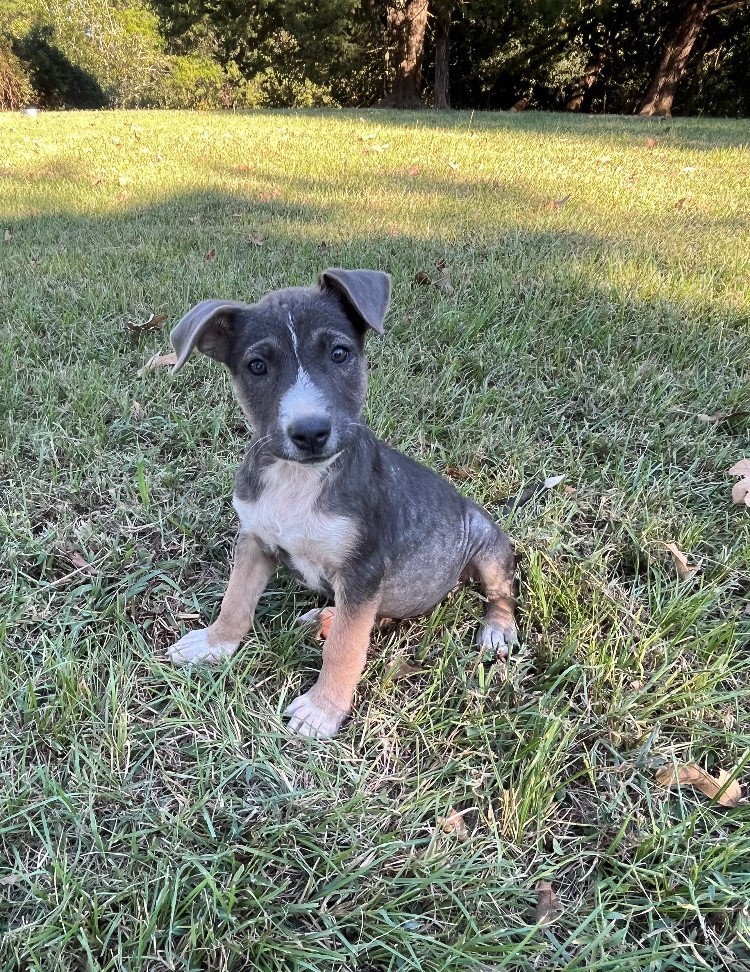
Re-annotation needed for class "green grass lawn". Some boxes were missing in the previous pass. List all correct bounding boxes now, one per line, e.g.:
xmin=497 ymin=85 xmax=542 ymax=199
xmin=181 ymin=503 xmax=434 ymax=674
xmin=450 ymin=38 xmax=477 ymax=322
xmin=1 ymin=107 xmax=749 ymax=971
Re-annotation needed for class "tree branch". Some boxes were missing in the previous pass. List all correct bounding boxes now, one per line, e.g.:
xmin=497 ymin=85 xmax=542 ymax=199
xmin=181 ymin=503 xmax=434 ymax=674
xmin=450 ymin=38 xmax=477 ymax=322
xmin=709 ymin=0 xmax=750 ymax=15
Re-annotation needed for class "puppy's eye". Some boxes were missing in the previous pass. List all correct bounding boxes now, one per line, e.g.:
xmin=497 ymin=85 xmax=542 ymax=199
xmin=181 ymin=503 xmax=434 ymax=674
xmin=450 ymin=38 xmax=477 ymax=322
xmin=248 ymin=359 xmax=267 ymax=375
xmin=331 ymin=346 xmax=350 ymax=363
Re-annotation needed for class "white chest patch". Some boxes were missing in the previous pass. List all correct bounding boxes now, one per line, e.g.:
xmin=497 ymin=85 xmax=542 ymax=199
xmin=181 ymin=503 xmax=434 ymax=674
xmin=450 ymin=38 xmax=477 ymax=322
xmin=233 ymin=460 xmax=357 ymax=592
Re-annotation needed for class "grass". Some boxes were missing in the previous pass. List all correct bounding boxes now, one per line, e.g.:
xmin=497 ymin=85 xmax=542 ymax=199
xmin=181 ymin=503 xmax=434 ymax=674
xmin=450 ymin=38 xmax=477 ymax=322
xmin=0 ymin=106 xmax=749 ymax=971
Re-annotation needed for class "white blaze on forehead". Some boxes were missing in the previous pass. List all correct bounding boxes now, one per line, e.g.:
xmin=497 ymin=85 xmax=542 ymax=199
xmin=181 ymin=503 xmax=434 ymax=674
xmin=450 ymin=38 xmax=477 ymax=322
xmin=280 ymin=310 xmax=329 ymax=428
xmin=285 ymin=312 xmax=301 ymax=364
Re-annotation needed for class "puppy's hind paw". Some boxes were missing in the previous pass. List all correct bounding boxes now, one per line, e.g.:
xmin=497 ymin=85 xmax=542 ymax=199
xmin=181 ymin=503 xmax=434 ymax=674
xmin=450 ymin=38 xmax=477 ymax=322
xmin=476 ymin=622 xmax=518 ymax=661
xmin=284 ymin=689 xmax=348 ymax=739
xmin=166 ymin=628 xmax=239 ymax=667
xmin=295 ymin=607 xmax=336 ymax=640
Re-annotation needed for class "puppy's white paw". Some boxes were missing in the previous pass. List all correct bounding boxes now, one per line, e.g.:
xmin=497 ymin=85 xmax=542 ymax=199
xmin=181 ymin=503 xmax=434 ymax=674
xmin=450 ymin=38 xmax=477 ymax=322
xmin=166 ymin=628 xmax=238 ymax=667
xmin=284 ymin=689 xmax=348 ymax=739
xmin=476 ymin=622 xmax=517 ymax=660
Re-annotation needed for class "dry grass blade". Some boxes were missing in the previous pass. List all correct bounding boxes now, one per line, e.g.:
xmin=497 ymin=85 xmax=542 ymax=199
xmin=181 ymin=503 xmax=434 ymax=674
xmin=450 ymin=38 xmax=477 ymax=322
xmin=655 ymin=763 xmax=743 ymax=807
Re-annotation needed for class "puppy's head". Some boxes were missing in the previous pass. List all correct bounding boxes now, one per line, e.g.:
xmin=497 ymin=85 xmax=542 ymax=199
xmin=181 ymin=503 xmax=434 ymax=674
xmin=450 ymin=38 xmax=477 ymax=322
xmin=170 ymin=268 xmax=391 ymax=464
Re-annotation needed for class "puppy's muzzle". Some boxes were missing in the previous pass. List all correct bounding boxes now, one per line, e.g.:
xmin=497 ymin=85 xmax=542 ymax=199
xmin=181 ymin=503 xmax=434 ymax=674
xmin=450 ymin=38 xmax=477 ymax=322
xmin=287 ymin=416 xmax=332 ymax=457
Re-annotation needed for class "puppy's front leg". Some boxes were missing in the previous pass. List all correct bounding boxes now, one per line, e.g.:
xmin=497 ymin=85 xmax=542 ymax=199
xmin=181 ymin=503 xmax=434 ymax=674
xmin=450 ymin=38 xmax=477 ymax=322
xmin=167 ymin=532 xmax=276 ymax=666
xmin=285 ymin=598 xmax=379 ymax=739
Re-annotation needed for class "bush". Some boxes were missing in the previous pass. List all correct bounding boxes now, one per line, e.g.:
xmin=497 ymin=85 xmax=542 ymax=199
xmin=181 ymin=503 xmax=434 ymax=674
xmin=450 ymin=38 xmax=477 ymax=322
xmin=159 ymin=53 xmax=225 ymax=109
xmin=0 ymin=37 xmax=33 ymax=109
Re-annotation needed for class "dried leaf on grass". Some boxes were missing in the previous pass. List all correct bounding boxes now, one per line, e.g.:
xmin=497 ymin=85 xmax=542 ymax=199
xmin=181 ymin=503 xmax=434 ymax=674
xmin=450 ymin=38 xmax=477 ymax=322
xmin=204 ymin=248 xmax=217 ymax=261
xmin=139 ymin=351 xmax=177 ymax=375
xmin=130 ymin=401 xmax=146 ymax=421
xmin=729 ymin=459 xmax=750 ymax=508
xmin=392 ymin=659 xmax=424 ymax=680
xmin=446 ymin=467 xmax=472 ymax=480
xmin=437 ymin=807 xmax=469 ymax=840
xmin=655 ymin=763 xmax=742 ymax=807
xmin=125 ymin=312 xmax=167 ymax=334
xmin=413 ymin=268 xmax=454 ymax=296
xmin=546 ymin=194 xmax=570 ymax=210
xmin=0 ymin=875 xmax=19 ymax=886
xmin=246 ymin=230 xmax=264 ymax=246
xmin=3 ymin=229 xmax=11 ymax=243
xmin=58 ymin=549 xmax=97 ymax=576
xmin=433 ymin=269 xmax=454 ymax=296
xmin=535 ymin=881 xmax=559 ymax=924
xmin=664 ymin=542 xmax=699 ymax=582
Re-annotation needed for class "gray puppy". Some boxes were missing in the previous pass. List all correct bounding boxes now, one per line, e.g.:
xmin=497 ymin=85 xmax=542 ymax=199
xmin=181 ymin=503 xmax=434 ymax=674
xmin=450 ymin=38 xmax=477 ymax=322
xmin=169 ymin=269 xmax=517 ymax=737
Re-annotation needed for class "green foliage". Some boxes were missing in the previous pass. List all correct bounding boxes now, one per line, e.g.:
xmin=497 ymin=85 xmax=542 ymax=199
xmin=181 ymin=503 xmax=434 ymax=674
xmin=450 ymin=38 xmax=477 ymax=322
xmin=1 ymin=0 xmax=749 ymax=116
xmin=0 ymin=38 xmax=33 ymax=109
xmin=159 ymin=52 xmax=226 ymax=108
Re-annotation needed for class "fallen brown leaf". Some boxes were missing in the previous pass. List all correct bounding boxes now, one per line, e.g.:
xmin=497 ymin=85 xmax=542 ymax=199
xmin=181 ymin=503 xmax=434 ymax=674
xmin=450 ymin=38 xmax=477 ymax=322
xmin=546 ymin=194 xmax=570 ymax=210
xmin=414 ymin=270 xmax=432 ymax=286
xmin=535 ymin=881 xmax=559 ymax=924
xmin=729 ymin=460 xmax=750 ymax=508
xmin=446 ymin=467 xmax=472 ymax=480
xmin=646 ymin=137 xmax=657 ymax=148
xmin=407 ymin=164 xmax=421 ymax=176
xmin=246 ymin=230 xmax=264 ymax=247
xmin=564 ymin=485 xmax=577 ymax=495
xmin=437 ymin=807 xmax=469 ymax=840
xmin=139 ymin=351 xmax=177 ymax=375
xmin=204 ymin=248 xmax=217 ymax=261
xmin=433 ymin=269 xmax=454 ymax=296
xmin=125 ymin=312 xmax=167 ymax=334
xmin=664 ymin=542 xmax=699 ymax=582
xmin=130 ymin=401 xmax=146 ymax=421
xmin=675 ymin=197 xmax=686 ymax=210
xmin=58 ymin=549 xmax=97 ymax=576
xmin=392 ymin=659 xmax=424 ymax=680
xmin=731 ymin=478 xmax=750 ymax=506
xmin=655 ymin=763 xmax=742 ymax=807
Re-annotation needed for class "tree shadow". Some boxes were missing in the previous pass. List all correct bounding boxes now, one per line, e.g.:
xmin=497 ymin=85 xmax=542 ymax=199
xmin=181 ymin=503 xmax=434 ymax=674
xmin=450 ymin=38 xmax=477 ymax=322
xmin=13 ymin=26 xmax=107 ymax=110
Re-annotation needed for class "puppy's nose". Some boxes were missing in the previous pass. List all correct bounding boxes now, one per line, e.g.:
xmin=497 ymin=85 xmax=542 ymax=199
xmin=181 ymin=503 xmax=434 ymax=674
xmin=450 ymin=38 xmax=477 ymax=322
xmin=288 ymin=416 xmax=331 ymax=454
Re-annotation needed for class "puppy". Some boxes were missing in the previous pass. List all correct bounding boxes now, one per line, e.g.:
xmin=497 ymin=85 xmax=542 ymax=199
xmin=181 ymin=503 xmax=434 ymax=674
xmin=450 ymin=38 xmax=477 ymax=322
xmin=168 ymin=269 xmax=517 ymax=737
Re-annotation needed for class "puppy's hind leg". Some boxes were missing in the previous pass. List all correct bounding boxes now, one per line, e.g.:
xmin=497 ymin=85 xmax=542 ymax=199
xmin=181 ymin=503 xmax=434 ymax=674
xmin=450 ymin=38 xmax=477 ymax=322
xmin=468 ymin=523 xmax=518 ymax=660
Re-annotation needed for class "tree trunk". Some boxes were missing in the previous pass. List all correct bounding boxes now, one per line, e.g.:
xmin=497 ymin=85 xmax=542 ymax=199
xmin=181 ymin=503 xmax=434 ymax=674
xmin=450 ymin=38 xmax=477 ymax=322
xmin=638 ymin=0 xmax=710 ymax=116
xmin=378 ymin=0 xmax=429 ymax=108
xmin=564 ymin=48 xmax=607 ymax=112
xmin=433 ymin=3 xmax=451 ymax=109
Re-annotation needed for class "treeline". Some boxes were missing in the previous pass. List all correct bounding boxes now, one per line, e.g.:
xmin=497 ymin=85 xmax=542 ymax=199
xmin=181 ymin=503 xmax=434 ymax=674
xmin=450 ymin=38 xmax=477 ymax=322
xmin=2 ymin=0 xmax=749 ymax=116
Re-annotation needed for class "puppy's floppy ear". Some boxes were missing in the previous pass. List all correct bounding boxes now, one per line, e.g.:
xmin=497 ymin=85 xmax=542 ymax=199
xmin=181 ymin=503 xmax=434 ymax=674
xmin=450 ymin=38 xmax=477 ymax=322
xmin=319 ymin=268 xmax=392 ymax=335
xmin=170 ymin=300 xmax=249 ymax=373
